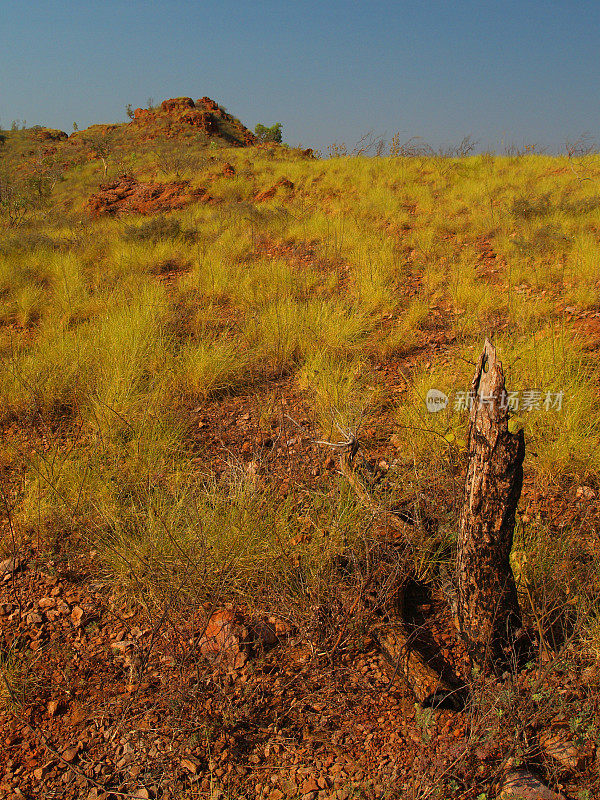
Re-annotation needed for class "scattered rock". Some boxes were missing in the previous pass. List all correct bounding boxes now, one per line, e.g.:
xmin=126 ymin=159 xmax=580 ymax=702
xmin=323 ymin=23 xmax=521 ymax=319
xmin=111 ymin=639 xmax=136 ymax=653
xmin=222 ymin=162 xmax=236 ymax=177
xmin=249 ymin=620 xmax=279 ymax=647
xmin=576 ymin=485 xmax=595 ymax=500
xmin=198 ymin=609 xmax=248 ymax=667
xmin=302 ymin=777 xmax=319 ymax=793
xmin=241 ymin=440 xmax=253 ymax=458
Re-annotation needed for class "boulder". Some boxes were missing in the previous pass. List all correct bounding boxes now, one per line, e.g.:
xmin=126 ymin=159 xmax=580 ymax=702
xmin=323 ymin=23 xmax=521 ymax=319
xmin=197 ymin=609 xmax=290 ymax=668
xmin=160 ymin=97 xmax=195 ymax=113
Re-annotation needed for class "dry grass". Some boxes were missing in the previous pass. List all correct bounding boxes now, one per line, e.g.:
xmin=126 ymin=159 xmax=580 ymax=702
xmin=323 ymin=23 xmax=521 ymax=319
xmin=2 ymin=125 xmax=600 ymax=776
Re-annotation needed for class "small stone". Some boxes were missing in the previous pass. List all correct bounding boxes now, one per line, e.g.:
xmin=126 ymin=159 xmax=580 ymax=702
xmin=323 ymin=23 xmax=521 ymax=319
xmin=111 ymin=640 xmax=135 ymax=652
xmin=302 ymin=778 xmax=319 ymax=794
xmin=62 ymin=746 xmax=79 ymax=763
xmin=0 ymin=556 xmax=22 ymax=575
xmin=47 ymin=699 xmax=61 ymax=717
xmin=70 ymin=606 xmax=84 ymax=627
xmin=181 ymin=758 xmax=199 ymax=774
xmin=390 ymin=433 xmax=403 ymax=450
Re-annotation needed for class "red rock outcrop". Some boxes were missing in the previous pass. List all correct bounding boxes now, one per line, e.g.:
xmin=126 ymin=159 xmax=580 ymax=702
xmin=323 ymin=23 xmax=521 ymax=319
xmin=35 ymin=128 xmax=68 ymax=142
xmin=88 ymin=175 xmax=211 ymax=216
xmin=254 ymin=177 xmax=295 ymax=202
xmin=180 ymin=109 xmax=218 ymax=134
xmin=129 ymin=96 xmax=255 ymax=145
xmin=160 ymin=97 xmax=195 ymax=113
xmin=197 ymin=96 xmax=220 ymax=113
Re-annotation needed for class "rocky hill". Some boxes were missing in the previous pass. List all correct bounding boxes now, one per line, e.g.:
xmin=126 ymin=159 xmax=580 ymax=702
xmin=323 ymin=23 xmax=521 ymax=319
xmin=0 ymin=101 xmax=599 ymax=800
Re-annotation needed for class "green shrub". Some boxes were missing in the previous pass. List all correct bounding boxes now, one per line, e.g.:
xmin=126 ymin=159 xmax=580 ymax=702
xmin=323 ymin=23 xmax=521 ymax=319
xmin=255 ymin=122 xmax=283 ymax=143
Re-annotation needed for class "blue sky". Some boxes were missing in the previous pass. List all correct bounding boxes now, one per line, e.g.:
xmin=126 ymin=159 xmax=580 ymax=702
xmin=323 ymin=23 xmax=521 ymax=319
xmin=1 ymin=1 xmax=598 ymax=152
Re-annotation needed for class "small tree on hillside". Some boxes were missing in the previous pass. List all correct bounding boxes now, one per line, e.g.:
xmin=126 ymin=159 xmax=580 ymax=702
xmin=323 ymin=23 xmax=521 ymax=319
xmin=255 ymin=122 xmax=283 ymax=143
xmin=84 ymin=133 xmax=112 ymax=178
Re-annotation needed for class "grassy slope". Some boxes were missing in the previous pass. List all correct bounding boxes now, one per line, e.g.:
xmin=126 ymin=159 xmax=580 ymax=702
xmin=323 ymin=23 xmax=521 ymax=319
xmin=1 ymin=122 xmax=600 ymax=793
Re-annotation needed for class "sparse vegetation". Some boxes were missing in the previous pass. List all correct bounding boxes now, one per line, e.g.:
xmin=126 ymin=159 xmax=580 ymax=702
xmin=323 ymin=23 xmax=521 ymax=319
xmin=1 ymin=108 xmax=600 ymax=799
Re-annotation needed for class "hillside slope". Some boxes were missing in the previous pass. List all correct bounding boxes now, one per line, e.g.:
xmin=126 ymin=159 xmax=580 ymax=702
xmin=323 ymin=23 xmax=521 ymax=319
xmin=1 ymin=101 xmax=600 ymax=799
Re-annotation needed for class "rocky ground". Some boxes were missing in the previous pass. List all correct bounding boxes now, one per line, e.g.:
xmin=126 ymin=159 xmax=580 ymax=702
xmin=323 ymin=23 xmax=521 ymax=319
xmin=3 ymin=101 xmax=600 ymax=799
xmin=2 ymin=493 xmax=599 ymax=800
xmin=2 ymin=328 xmax=600 ymax=799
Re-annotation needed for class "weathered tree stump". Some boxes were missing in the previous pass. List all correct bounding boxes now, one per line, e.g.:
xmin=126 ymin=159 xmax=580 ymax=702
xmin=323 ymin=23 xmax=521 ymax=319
xmin=456 ymin=339 xmax=525 ymax=674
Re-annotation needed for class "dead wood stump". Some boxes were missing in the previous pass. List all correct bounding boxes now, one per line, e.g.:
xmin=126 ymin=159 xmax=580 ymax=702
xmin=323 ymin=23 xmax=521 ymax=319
xmin=456 ymin=339 xmax=525 ymax=674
